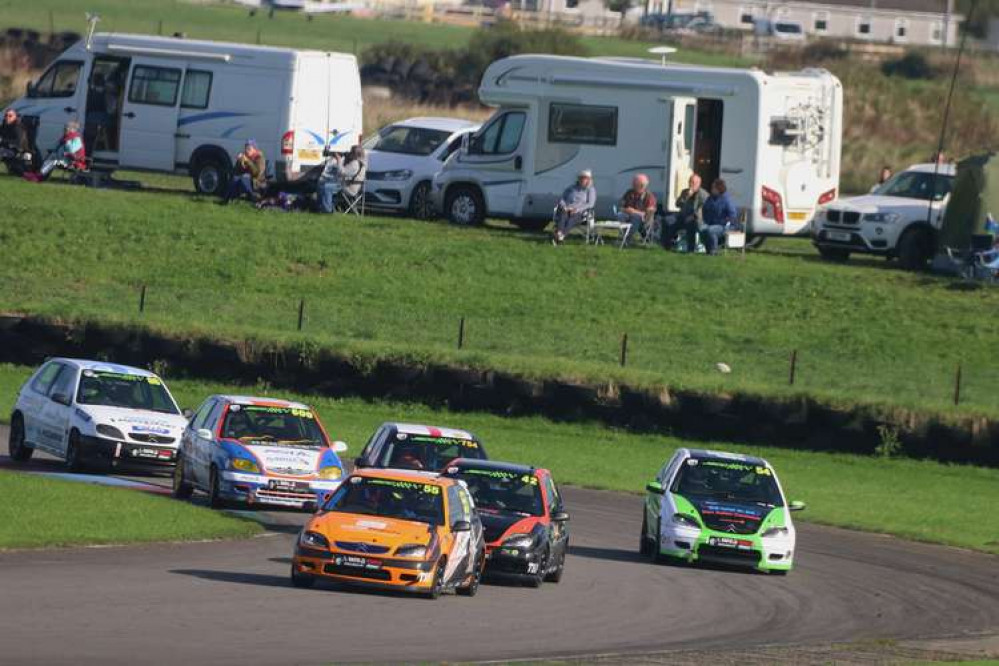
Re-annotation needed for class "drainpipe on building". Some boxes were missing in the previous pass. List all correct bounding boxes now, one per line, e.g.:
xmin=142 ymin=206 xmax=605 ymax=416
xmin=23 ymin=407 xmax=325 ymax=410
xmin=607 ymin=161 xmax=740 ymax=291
xmin=943 ymin=0 xmax=954 ymax=48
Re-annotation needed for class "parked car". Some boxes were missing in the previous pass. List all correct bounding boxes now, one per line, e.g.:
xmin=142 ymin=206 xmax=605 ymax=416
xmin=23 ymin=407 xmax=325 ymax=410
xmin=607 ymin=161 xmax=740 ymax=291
xmin=172 ymin=395 xmax=348 ymax=510
xmin=640 ymin=448 xmax=804 ymax=574
xmin=291 ymin=468 xmax=486 ymax=598
xmin=754 ymin=18 xmax=807 ymax=41
xmin=8 ymin=358 xmax=187 ymax=472
xmin=813 ymin=163 xmax=956 ymax=269
xmin=641 ymin=11 xmax=712 ymax=32
xmin=354 ymin=422 xmax=488 ymax=472
xmin=442 ymin=459 xmax=569 ymax=586
xmin=363 ymin=117 xmax=479 ymax=219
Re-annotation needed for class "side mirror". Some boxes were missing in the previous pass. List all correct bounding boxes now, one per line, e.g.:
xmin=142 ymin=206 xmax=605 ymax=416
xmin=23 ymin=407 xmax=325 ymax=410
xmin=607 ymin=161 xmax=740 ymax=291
xmin=196 ymin=428 xmax=214 ymax=441
xmin=645 ymin=481 xmax=665 ymax=494
xmin=552 ymin=511 xmax=570 ymax=523
xmin=50 ymin=392 xmax=71 ymax=406
xmin=332 ymin=441 xmax=348 ymax=453
xmin=182 ymin=408 xmax=194 ymax=420
xmin=452 ymin=520 xmax=472 ymax=533
xmin=789 ymin=500 xmax=806 ymax=512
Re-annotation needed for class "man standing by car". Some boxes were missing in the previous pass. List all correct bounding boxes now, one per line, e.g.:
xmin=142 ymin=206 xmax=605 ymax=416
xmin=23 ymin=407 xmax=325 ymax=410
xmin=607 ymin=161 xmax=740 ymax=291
xmin=665 ymin=173 xmax=708 ymax=250
xmin=617 ymin=173 xmax=657 ymax=243
xmin=552 ymin=169 xmax=596 ymax=245
xmin=1 ymin=108 xmax=33 ymax=176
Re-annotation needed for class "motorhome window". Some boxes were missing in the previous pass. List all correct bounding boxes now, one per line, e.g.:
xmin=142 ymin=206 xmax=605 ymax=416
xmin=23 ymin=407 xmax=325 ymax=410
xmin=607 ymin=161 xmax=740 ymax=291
xmin=683 ymin=104 xmax=696 ymax=151
xmin=181 ymin=70 xmax=212 ymax=109
xmin=769 ymin=117 xmax=801 ymax=147
xmin=472 ymin=111 xmax=525 ymax=155
xmin=32 ymin=61 xmax=82 ymax=98
xmin=128 ymin=66 xmax=182 ymax=107
xmin=548 ymin=103 xmax=617 ymax=146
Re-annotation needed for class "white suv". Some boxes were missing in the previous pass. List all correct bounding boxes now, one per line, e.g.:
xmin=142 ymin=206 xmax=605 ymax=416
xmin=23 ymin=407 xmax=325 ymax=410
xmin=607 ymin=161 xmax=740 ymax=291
xmin=813 ymin=163 xmax=955 ymax=269
xmin=8 ymin=359 xmax=188 ymax=472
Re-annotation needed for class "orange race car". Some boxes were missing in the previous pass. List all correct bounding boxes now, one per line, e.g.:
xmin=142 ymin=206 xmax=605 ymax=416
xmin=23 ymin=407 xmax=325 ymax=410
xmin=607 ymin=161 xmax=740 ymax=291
xmin=291 ymin=469 xmax=486 ymax=599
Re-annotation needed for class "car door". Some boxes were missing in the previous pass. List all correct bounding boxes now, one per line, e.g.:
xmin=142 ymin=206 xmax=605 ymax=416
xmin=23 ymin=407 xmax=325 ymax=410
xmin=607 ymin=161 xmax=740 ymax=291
xmin=40 ymin=364 xmax=78 ymax=457
xmin=543 ymin=475 xmax=569 ymax=555
xmin=646 ymin=455 xmax=677 ymax=533
xmin=444 ymin=485 xmax=475 ymax=584
xmin=119 ymin=59 xmax=182 ymax=171
xmin=190 ymin=399 xmax=224 ymax=487
xmin=181 ymin=398 xmax=213 ymax=486
xmin=19 ymin=362 xmax=64 ymax=449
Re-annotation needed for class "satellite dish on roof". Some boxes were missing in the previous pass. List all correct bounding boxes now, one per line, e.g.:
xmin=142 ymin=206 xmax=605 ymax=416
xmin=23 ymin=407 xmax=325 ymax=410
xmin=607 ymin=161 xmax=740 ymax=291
xmin=648 ymin=46 xmax=678 ymax=66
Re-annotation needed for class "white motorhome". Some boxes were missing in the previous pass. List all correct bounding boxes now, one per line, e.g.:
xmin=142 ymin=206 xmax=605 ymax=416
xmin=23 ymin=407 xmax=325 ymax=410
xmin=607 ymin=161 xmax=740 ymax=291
xmin=433 ymin=55 xmax=842 ymax=237
xmin=9 ymin=33 xmax=362 ymax=194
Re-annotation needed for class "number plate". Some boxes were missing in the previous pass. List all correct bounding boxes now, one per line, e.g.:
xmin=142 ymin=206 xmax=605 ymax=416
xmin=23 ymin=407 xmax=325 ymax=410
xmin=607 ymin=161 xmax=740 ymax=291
xmin=131 ymin=448 xmax=157 ymax=458
xmin=297 ymin=149 xmax=321 ymax=161
xmin=708 ymin=537 xmax=753 ymax=550
xmin=335 ymin=555 xmax=382 ymax=570
xmin=826 ymin=230 xmax=851 ymax=242
xmin=269 ymin=479 xmax=308 ymax=492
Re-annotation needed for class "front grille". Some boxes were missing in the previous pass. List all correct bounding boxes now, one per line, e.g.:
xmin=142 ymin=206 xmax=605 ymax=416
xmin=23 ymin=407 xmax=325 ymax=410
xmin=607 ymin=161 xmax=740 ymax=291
xmin=130 ymin=434 xmax=175 ymax=444
xmin=700 ymin=515 xmax=760 ymax=535
xmin=843 ymin=211 xmax=861 ymax=224
xmin=323 ymin=564 xmax=391 ymax=581
xmin=335 ymin=541 xmax=391 ymax=555
xmin=826 ymin=210 xmax=840 ymax=223
xmin=699 ymin=546 xmax=761 ymax=564
xmin=256 ymin=489 xmax=314 ymax=501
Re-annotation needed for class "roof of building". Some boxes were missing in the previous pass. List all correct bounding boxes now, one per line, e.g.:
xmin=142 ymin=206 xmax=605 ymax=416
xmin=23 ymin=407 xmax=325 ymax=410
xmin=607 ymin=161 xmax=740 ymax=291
xmin=793 ymin=0 xmax=953 ymax=15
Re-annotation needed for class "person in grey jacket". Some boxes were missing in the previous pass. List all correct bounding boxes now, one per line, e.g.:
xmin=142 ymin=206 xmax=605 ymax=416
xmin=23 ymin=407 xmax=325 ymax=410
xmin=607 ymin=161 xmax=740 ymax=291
xmin=664 ymin=173 xmax=709 ymax=250
xmin=553 ymin=169 xmax=596 ymax=245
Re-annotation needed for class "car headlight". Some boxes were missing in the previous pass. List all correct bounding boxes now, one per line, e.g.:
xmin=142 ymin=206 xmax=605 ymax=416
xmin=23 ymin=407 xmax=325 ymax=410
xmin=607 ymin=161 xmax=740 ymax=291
xmin=318 ymin=466 xmax=342 ymax=480
xmin=761 ymin=526 xmax=789 ymax=538
xmin=395 ymin=544 xmax=428 ymax=558
xmin=370 ymin=169 xmax=413 ymax=181
xmin=672 ymin=513 xmax=701 ymax=528
xmin=502 ymin=533 xmax=534 ymax=549
xmin=96 ymin=424 xmax=125 ymax=440
xmin=300 ymin=530 xmax=330 ymax=549
xmin=230 ymin=458 xmax=260 ymax=473
xmin=863 ymin=212 xmax=900 ymax=224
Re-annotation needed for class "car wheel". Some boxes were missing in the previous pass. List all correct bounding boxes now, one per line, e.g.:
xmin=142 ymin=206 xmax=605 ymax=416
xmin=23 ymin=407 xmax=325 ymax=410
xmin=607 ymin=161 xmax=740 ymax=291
xmin=193 ymin=158 xmax=229 ymax=197
xmin=408 ymin=181 xmax=435 ymax=220
xmin=65 ymin=430 xmax=84 ymax=472
xmin=898 ymin=227 xmax=933 ymax=271
xmin=650 ymin=518 xmax=667 ymax=564
xmin=817 ymin=246 xmax=851 ymax=262
xmin=770 ymin=569 xmax=790 ymax=576
xmin=8 ymin=414 xmax=33 ymax=462
xmin=445 ymin=186 xmax=484 ymax=226
xmin=639 ymin=514 xmax=652 ymax=556
xmin=457 ymin=549 xmax=484 ymax=597
xmin=208 ymin=467 xmax=227 ymax=509
xmin=290 ymin=563 xmax=316 ymax=588
xmin=425 ymin=557 xmax=446 ymax=600
xmin=172 ymin=453 xmax=194 ymax=500
xmin=527 ymin=548 xmax=548 ymax=588
xmin=546 ymin=543 xmax=566 ymax=583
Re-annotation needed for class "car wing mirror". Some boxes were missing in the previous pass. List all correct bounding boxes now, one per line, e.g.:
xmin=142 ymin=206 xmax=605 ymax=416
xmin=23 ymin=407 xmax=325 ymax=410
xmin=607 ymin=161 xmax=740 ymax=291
xmin=645 ymin=481 xmax=665 ymax=494
xmin=50 ymin=392 xmax=71 ymax=406
xmin=332 ymin=440 xmax=348 ymax=453
xmin=789 ymin=500 xmax=806 ymax=512
xmin=552 ymin=511 xmax=570 ymax=523
xmin=452 ymin=520 xmax=472 ymax=533
xmin=182 ymin=408 xmax=194 ymax=420
xmin=196 ymin=428 xmax=214 ymax=441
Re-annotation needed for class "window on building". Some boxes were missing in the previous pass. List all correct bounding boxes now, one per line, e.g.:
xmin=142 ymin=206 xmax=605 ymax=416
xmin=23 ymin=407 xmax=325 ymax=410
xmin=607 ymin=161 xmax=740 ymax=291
xmin=813 ymin=11 xmax=829 ymax=33
xmin=548 ymin=103 xmax=617 ymax=146
xmin=180 ymin=70 xmax=212 ymax=109
xmin=894 ymin=18 xmax=909 ymax=41
xmin=128 ymin=65 xmax=182 ymax=107
xmin=930 ymin=22 xmax=944 ymax=44
xmin=856 ymin=16 xmax=872 ymax=38
xmin=739 ymin=6 xmax=755 ymax=25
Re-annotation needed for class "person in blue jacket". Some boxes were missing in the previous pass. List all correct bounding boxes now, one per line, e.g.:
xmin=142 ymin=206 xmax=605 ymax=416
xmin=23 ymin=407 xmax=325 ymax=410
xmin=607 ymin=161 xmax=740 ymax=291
xmin=698 ymin=178 xmax=740 ymax=255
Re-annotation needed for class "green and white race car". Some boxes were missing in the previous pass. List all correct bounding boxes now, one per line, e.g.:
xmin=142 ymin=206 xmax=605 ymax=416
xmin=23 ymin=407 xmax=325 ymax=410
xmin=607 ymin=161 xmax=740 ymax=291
xmin=640 ymin=448 xmax=805 ymax=574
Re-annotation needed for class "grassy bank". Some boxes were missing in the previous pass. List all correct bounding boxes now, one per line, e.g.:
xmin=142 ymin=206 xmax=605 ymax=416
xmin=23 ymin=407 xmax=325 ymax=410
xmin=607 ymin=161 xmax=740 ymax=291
xmin=0 ymin=469 xmax=261 ymax=549
xmin=1 ymin=177 xmax=998 ymax=418
xmin=3 ymin=363 xmax=997 ymax=554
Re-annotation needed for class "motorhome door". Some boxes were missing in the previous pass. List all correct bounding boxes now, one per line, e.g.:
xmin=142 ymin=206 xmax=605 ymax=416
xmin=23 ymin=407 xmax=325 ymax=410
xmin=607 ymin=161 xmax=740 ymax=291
xmin=663 ymin=97 xmax=697 ymax=211
xmin=118 ymin=59 xmax=181 ymax=171
xmin=458 ymin=110 xmax=527 ymax=215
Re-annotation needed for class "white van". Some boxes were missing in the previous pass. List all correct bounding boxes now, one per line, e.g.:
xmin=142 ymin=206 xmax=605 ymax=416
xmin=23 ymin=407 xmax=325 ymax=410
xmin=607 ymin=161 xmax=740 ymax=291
xmin=433 ymin=55 xmax=842 ymax=237
xmin=9 ymin=33 xmax=362 ymax=194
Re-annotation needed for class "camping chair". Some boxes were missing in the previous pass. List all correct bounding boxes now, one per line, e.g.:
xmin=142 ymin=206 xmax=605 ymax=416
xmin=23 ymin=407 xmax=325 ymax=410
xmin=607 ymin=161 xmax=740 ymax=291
xmin=550 ymin=205 xmax=596 ymax=243
xmin=640 ymin=210 xmax=661 ymax=246
xmin=338 ymin=163 xmax=366 ymax=216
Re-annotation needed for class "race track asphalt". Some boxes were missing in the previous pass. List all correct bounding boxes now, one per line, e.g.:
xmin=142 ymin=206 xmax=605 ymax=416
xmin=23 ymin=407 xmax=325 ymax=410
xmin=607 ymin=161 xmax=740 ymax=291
xmin=1 ymin=424 xmax=998 ymax=665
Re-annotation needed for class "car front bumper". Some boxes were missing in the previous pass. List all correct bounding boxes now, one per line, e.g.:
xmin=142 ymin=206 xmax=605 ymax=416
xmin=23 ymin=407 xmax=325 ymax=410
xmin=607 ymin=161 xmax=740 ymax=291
xmin=80 ymin=434 xmax=178 ymax=468
xmin=813 ymin=221 xmax=903 ymax=254
xmin=658 ymin=524 xmax=794 ymax=572
xmin=218 ymin=471 xmax=342 ymax=509
xmin=293 ymin=546 xmax=437 ymax=592
xmin=484 ymin=542 xmax=545 ymax=578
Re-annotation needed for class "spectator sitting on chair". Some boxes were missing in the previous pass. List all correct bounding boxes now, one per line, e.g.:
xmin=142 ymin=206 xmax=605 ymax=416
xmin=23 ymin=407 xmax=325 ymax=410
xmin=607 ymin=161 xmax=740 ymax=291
xmin=667 ymin=173 xmax=708 ymax=250
xmin=698 ymin=178 xmax=739 ymax=255
xmin=25 ymin=121 xmax=86 ymax=182
xmin=552 ymin=169 xmax=596 ymax=245
xmin=316 ymin=148 xmax=341 ymax=213
xmin=338 ymin=144 xmax=366 ymax=203
xmin=1 ymin=108 xmax=33 ymax=176
xmin=223 ymin=139 xmax=267 ymax=203
xmin=617 ymin=173 xmax=657 ymax=242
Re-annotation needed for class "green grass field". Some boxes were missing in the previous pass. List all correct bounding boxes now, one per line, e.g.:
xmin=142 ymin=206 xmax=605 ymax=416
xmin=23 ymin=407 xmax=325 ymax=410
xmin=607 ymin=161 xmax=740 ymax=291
xmin=1 ymin=176 xmax=997 ymax=417
xmin=0 ymin=0 xmax=747 ymax=66
xmin=0 ymin=469 xmax=261 ymax=549
xmin=3 ymin=363 xmax=998 ymax=554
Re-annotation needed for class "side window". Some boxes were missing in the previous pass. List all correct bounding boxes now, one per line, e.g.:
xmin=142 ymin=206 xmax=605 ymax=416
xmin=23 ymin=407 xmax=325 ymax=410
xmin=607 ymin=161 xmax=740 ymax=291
xmin=191 ymin=399 xmax=216 ymax=430
xmin=180 ymin=70 xmax=212 ymax=109
xmin=204 ymin=401 xmax=226 ymax=434
xmin=128 ymin=65 xmax=182 ymax=107
xmin=362 ymin=426 xmax=385 ymax=460
xmin=30 ymin=362 xmax=64 ymax=395
xmin=472 ymin=112 xmax=526 ymax=155
xmin=438 ymin=136 xmax=463 ymax=162
xmin=548 ymin=103 xmax=617 ymax=146
xmin=543 ymin=476 xmax=561 ymax=510
xmin=683 ymin=103 xmax=696 ymax=152
xmin=458 ymin=487 xmax=474 ymax=521
xmin=49 ymin=366 xmax=78 ymax=401
xmin=32 ymin=61 xmax=82 ymax=98
xmin=447 ymin=487 xmax=463 ymax=526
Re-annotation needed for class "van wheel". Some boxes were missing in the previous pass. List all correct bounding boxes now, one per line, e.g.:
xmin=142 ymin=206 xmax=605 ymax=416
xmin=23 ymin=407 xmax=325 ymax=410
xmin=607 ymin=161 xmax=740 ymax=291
xmin=445 ymin=186 xmax=484 ymax=226
xmin=818 ymin=246 xmax=850 ymax=262
xmin=898 ymin=227 xmax=933 ymax=271
xmin=8 ymin=414 xmax=33 ymax=462
xmin=193 ymin=158 xmax=229 ymax=197
xmin=409 ymin=181 xmax=436 ymax=220
xmin=173 ymin=453 xmax=194 ymax=500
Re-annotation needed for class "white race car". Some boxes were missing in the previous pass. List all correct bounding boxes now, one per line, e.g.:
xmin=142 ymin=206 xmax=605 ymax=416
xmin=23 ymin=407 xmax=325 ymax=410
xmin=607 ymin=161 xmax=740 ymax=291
xmin=8 ymin=358 xmax=188 ymax=472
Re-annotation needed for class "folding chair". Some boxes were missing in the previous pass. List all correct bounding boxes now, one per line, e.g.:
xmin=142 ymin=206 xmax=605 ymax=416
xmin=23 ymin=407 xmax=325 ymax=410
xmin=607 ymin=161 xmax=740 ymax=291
xmin=640 ymin=210 xmax=661 ymax=247
xmin=338 ymin=163 xmax=366 ymax=216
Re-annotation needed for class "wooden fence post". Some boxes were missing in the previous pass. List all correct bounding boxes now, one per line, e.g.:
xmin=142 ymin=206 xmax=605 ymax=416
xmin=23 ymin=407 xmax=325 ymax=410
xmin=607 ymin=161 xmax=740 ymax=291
xmin=788 ymin=349 xmax=798 ymax=386
xmin=297 ymin=299 xmax=305 ymax=331
xmin=458 ymin=317 xmax=465 ymax=349
xmin=620 ymin=333 xmax=628 ymax=367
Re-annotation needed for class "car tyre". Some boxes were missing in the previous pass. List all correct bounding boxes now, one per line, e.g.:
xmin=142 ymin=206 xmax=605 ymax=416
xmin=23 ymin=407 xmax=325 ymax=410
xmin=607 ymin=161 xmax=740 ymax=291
xmin=425 ymin=557 xmax=446 ymax=600
xmin=545 ymin=543 xmax=566 ymax=583
xmin=172 ymin=453 xmax=194 ymax=499
xmin=650 ymin=518 xmax=668 ymax=564
xmin=898 ymin=227 xmax=933 ymax=271
xmin=193 ymin=157 xmax=229 ymax=197
xmin=457 ymin=549 xmax=484 ymax=597
xmin=817 ymin=246 xmax=850 ymax=262
xmin=770 ymin=569 xmax=790 ymax=576
xmin=526 ymin=548 xmax=548 ymax=588
xmin=208 ymin=467 xmax=227 ymax=509
xmin=65 ymin=430 xmax=84 ymax=472
xmin=445 ymin=186 xmax=484 ymax=226
xmin=408 ymin=181 xmax=436 ymax=220
xmin=639 ymin=514 xmax=652 ymax=556
xmin=8 ymin=414 xmax=33 ymax=462
xmin=290 ymin=563 xmax=316 ymax=588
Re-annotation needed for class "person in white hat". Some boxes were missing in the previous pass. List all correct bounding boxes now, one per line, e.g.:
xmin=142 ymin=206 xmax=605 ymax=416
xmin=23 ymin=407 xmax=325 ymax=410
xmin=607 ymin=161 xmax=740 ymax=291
xmin=553 ymin=169 xmax=596 ymax=245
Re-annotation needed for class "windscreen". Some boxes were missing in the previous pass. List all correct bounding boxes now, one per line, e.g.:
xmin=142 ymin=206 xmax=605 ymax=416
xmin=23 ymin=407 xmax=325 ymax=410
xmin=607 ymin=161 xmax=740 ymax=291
xmin=76 ymin=370 xmax=179 ymax=414
xmin=324 ymin=476 xmax=444 ymax=525
xmin=671 ymin=458 xmax=783 ymax=507
xmin=874 ymin=171 xmax=953 ymax=201
xmin=379 ymin=432 xmax=486 ymax=471
xmin=451 ymin=467 xmax=544 ymax=517
xmin=371 ymin=126 xmax=451 ymax=156
xmin=221 ymin=404 xmax=327 ymax=448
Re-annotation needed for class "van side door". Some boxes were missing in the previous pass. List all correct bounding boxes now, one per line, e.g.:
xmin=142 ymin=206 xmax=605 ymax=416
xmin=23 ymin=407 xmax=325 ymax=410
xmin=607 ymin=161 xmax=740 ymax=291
xmin=119 ymin=60 xmax=182 ymax=171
